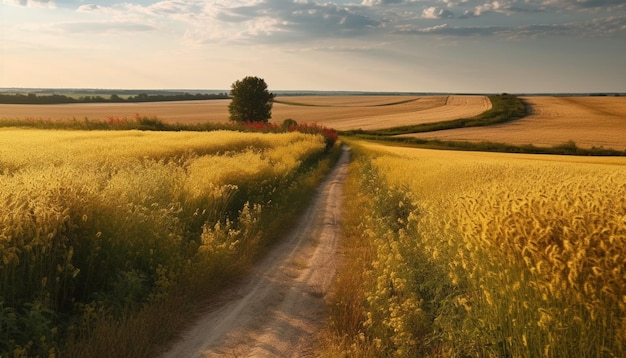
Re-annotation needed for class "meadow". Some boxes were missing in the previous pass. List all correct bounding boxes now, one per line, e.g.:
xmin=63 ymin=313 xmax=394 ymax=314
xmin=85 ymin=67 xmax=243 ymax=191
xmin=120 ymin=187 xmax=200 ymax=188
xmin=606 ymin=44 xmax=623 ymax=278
xmin=0 ymin=128 xmax=338 ymax=357
xmin=323 ymin=141 xmax=626 ymax=357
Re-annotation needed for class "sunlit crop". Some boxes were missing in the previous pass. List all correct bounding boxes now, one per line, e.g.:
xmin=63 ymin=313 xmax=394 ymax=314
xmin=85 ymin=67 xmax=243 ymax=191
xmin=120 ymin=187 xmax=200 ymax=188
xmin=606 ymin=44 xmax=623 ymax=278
xmin=0 ymin=128 xmax=328 ymax=356
xmin=327 ymin=142 xmax=626 ymax=357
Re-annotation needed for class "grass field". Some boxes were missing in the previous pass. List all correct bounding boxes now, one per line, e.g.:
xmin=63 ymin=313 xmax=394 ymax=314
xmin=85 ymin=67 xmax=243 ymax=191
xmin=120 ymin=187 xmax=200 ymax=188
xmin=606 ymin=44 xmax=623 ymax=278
xmin=0 ymin=95 xmax=491 ymax=130
xmin=325 ymin=141 xmax=626 ymax=357
xmin=403 ymin=96 xmax=626 ymax=150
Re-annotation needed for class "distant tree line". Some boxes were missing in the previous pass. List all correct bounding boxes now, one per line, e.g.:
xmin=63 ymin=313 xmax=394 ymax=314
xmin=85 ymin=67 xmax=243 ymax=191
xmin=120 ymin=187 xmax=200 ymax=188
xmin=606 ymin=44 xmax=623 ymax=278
xmin=0 ymin=92 xmax=229 ymax=104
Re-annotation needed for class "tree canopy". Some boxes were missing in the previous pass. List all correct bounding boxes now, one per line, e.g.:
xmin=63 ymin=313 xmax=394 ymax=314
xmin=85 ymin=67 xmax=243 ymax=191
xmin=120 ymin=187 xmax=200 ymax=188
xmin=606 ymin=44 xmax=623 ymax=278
xmin=0 ymin=92 xmax=228 ymax=104
xmin=228 ymin=76 xmax=275 ymax=123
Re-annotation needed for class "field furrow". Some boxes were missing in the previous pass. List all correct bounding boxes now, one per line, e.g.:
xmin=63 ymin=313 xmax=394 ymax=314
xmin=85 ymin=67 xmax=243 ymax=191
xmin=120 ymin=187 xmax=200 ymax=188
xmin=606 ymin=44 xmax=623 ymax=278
xmin=0 ymin=95 xmax=492 ymax=131
xmin=403 ymin=96 xmax=626 ymax=150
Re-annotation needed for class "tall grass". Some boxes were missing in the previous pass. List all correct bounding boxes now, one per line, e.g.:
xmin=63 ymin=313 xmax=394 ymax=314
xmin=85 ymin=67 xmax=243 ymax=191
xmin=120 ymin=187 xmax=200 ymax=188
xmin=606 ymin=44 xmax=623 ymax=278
xmin=0 ymin=128 xmax=337 ymax=357
xmin=322 ymin=146 xmax=437 ymax=357
xmin=324 ymin=141 xmax=626 ymax=357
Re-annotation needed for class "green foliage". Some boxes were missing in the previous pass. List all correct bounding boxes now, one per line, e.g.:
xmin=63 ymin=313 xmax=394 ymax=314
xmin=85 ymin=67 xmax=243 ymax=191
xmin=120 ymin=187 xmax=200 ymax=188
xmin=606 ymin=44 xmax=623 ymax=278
xmin=228 ymin=76 xmax=275 ymax=123
xmin=0 ymin=92 xmax=228 ymax=104
xmin=281 ymin=118 xmax=298 ymax=130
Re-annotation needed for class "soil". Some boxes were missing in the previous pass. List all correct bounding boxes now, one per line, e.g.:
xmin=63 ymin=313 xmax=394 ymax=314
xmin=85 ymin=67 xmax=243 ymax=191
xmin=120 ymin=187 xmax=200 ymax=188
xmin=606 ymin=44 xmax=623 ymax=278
xmin=160 ymin=146 xmax=350 ymax=357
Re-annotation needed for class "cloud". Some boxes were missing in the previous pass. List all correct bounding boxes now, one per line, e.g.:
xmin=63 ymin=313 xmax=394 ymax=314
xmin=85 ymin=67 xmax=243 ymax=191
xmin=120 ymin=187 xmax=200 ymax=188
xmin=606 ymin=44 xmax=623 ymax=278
xmin=286 ymin=41 xmax=391 ymax=53
xmin=395 ymin=15 xmax=626 ymax=38
xmin=204 ymin=0 xmax=382 ymax=43
xmin=422 ymin=6 xmax=455 ymax=19
xmin=52 ymin=21 xmax=157 ymax=34
xmin=399 ymin=23 xmax=507 ymax=36
xmin=448 ymin=0 xmax=625 ymax=18
xmin=510 ymin=15 xmax=626 ymax=37
xmin=6 ymin=0 xmax=625 ymax=45
xmin=468 ymin=0 xmax=626 ymax=14
xmin=530 ymin=0 xmax=626 ymax=11
xmin=145 ymin=0 xmax=195 ymax=14
xmin=2 ymin=0 xmax=55 ymax=7
xmin=453 ymin=0 xmax=527 ymax=17
xmin=361 ymin=0 xmax=403 ymax=6
xmin=77 ymin=4 xmax=104 ymax=12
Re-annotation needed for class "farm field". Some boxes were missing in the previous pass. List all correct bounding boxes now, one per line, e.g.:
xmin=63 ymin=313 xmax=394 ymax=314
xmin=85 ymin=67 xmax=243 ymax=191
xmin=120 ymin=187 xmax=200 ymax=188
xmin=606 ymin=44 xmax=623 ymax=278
xmin=326 ymin=141 xmax=626 ymax=357
xmin=0 ymin=99 xmax=231 ymax=123
xmin=0 ymin=128 xmax=335 ymax=356
xmin=0 ymin=95 xmax=491 ymax=130
xmin=273 ymin=95 xmax=491 ymax=130
xmin=3 ymin=94 xmax=626 ymax=357
xmin=402 ymin=96 xmax=626 ymax=150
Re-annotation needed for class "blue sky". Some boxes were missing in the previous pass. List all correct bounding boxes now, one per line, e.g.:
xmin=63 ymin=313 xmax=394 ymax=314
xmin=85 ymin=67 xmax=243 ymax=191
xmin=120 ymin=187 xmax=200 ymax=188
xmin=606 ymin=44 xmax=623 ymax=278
xmin=1 ymin=0 xmax=625 ymax=92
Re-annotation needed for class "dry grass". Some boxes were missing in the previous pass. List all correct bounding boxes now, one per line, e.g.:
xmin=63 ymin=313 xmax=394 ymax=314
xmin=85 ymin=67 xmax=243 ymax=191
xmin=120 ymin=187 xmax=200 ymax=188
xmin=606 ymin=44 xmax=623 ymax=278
xmin=405 ymin=96 xmax=626 ymax=150
xmin=0 ymin=95 xmax=491 ymax=130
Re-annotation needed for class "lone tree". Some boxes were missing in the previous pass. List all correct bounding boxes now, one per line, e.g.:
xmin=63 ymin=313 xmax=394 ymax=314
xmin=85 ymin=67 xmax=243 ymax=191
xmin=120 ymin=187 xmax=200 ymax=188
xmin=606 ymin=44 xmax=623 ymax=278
xmin=228 ymin=76 xmax=275 ymax=123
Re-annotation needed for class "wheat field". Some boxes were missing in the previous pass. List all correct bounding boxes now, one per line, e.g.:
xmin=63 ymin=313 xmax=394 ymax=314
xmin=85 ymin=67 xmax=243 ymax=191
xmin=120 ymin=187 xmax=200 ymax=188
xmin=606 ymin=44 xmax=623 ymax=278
xmin=0 ymin=128 xmax=330 ymax=356
xmin=0 ymin=100 xmax=232 ymax=123
xmin=404 ymin=96 xmax=626 ymax=150
xmin=0 ymin=95 xmax=491 ymax=130
xmin=328 ymin=141 xmax=626 ymax=356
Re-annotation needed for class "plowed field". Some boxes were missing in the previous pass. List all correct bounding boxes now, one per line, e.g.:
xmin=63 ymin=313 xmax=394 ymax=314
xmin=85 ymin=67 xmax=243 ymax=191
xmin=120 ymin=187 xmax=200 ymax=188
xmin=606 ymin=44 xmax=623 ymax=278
xmin=272 ymin=95 xmax=491 ymax=130
xmin=0 ymin=95 xmax=491 ymax=130
xmin=403 ymin=96 xmax=626 ymax=150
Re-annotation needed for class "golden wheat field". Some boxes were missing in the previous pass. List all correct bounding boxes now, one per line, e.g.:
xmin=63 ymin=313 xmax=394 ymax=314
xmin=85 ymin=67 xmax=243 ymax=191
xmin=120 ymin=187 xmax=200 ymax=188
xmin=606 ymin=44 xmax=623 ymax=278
xmin=0 ymin=95 xmax=491 ymax=130
xmin=350 ymin=141 xmax=626 ymax=356
xmin=0 ymin=128 xmax=330 ymax=356
xmin=404 ymin=96 xmax=626 ymax=150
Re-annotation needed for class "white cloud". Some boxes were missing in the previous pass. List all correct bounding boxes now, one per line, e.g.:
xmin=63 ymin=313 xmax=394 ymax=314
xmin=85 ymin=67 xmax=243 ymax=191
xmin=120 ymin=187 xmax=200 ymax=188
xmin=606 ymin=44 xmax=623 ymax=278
xmin=77 ymin=4 xmax=107 ymax=12
xmin=361 ymin=0 xmax=403 ymax=6
xmin=53 ymin=21 xmax=157 ymax=34
xmin=422 ymin=6 xmax=455 ymax=18
xmin=395 ymin=14 xmax=626 ymax=38
xmin=2 ymin=0 xmax=55 ymax=8
xmin=4 ymin=0 xmax=626 ymax=47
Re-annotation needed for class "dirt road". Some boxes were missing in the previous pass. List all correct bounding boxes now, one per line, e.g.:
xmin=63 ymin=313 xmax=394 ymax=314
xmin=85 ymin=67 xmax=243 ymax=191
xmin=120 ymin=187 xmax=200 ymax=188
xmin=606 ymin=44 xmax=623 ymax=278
xmin=161 ymin=146 xmax=350 ymax=357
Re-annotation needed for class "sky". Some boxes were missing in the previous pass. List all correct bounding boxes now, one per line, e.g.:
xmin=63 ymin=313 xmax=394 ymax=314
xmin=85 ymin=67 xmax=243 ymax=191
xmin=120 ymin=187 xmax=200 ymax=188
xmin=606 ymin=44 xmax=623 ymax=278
xmin=1 ymin=0 xmax=625 ymax=93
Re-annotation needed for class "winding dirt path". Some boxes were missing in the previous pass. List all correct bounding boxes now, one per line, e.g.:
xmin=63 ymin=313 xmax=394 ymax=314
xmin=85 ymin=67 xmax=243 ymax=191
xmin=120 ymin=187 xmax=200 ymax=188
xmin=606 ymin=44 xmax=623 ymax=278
xmin=161 ymin=146 xmax=350 ymax=357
